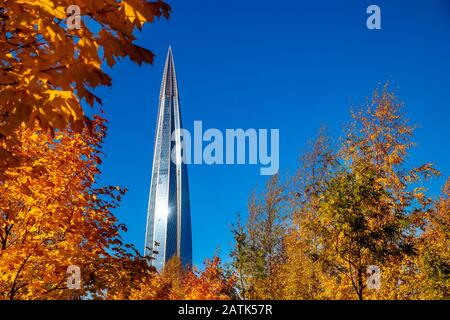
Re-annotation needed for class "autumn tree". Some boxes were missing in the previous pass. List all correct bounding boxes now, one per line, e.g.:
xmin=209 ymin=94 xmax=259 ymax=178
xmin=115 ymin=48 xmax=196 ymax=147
xmin=0 ymin=0 xmax=175 ymax=300
xmin=230 ymin=175 xmax=287 ymax=299
xmin=280 ymin=131 xmax=337 ymax=299
xmin=0 ymin=0 xmax=170 ymax=168
xmin=243 ymin=85 xmax=446 ymax=300
xmin=338 ymin=84 xmax=441 ymax=299
xmin=396 ymin=178 xmax=449 ymax=299
xmin=416 ymin=178 xmax=449 ymax=298
xmin=279 ymin=130 xmax=406 ymax=300
xmin=0 ymin=118 xmax=152 ymax=299
xmin=128 ymin=256 xmax=236 ymax=300
xmin=316 ymin=163 xmax=414 ymax=300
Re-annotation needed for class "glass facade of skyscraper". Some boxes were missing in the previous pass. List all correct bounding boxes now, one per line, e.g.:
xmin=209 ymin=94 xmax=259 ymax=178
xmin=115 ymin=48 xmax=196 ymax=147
xmin=144 ymin=47 xmax=192 ymax=270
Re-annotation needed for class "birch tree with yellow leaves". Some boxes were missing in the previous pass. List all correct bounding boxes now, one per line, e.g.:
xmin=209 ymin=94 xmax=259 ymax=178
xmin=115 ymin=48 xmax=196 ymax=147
xmin=232 ymin=85 xmax=448 ymax=300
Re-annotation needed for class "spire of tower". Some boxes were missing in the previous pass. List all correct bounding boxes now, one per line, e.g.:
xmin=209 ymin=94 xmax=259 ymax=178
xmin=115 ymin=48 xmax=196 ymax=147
xmin=160 ymin=46 xmax=178 ymax=98
xmin=145 ymin=45 xmax=192 ymax=270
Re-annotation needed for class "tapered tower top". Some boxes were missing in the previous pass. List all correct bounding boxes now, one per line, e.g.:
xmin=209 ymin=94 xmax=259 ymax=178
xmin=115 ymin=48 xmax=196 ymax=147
xmin=145 ymin=45 xmax=192 ymax=270
xmin=160 ymin=46 xmax=178 ymax=98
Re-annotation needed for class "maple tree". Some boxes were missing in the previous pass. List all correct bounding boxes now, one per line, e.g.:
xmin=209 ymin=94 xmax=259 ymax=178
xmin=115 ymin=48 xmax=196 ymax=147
xmin=0 ymin=117 xmax=150 ymax=299
xmin=0 ymin=0 xmax=170 ymax=168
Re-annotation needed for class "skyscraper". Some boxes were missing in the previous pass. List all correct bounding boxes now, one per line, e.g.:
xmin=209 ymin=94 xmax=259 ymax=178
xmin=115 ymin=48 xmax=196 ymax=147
xmin=144 ymin=47 xmax=192 ymax=270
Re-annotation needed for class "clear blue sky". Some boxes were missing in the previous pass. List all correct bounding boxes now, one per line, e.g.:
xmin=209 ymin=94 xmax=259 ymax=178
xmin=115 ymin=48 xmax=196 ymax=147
xmin=92 ymin=0 xmax=450 ymax=267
